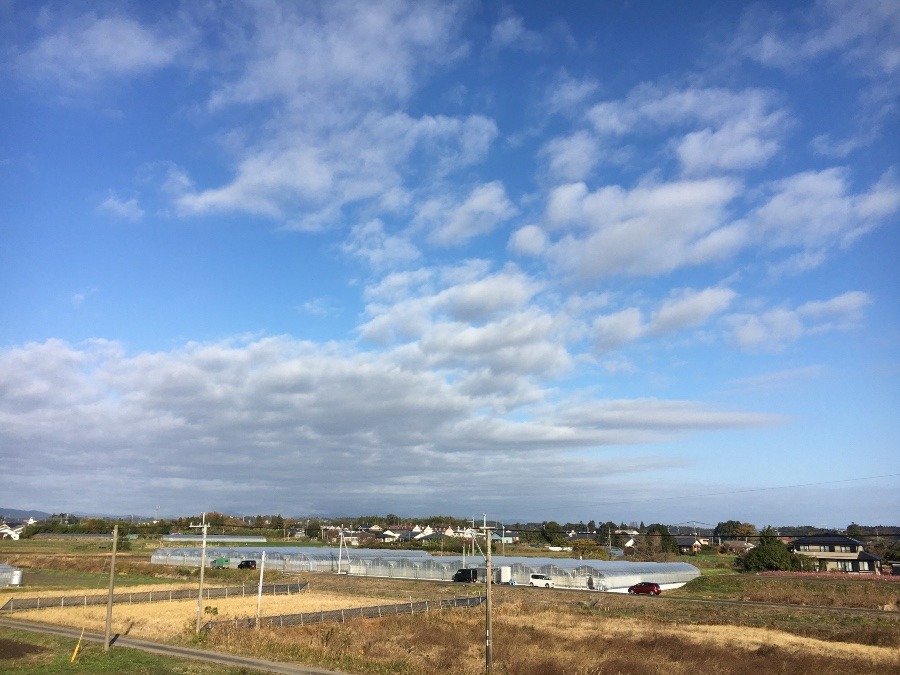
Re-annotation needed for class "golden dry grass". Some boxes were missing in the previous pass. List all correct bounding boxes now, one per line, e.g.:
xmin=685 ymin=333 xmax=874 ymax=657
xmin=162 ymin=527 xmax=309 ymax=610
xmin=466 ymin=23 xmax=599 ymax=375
xmin=4 ymin=566 xmax=899 ymax=674
xmin=203 ymin=595 xmax=900 ymax=675
xmin=8 ymin=587 xmax=388 ymax=641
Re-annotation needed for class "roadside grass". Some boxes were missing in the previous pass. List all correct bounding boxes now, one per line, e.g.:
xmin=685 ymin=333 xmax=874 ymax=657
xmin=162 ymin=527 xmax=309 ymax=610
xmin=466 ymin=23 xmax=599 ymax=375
xmin=0 ymin=626 xmax=247 ymax=674
xmin=675 ymin=573 xmax=900 ymax=610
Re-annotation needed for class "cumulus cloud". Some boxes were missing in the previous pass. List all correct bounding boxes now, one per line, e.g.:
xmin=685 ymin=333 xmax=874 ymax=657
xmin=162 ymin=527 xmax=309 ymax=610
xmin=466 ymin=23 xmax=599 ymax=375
xmin=748 ymin=168 xmax=900 ymax=261
xmin=735 ymin=0 xmax=900 ymax=78
xmin=342 ymin=219 xmax=421 ymax=268
xmin=97 ymin=191 xmax=144 ymax=222
xmin=207 ymin=0 xmax=468 ymax=109
xmin=585 ymin=85 xmax=787 ymax=174
xmin=177 ymin=112 xmax=498 ymax=226
xmin=590 ymin=286 xmax=737 ymax=352
xmin=650 ymin=287 xmax=738 ymax=334
xmin=15 ymin=14 xmax=185 ymax=89
xmin=540 ymin=178 xmax=744 ymax=278
xmin=540 ymin=131 xmax=602 ymax=181
xmin=489 ymin=14 xmax=545 ymax=52
xmin=0 ymin=336 xmax=777 ymax=515
xmin=419 ymin=181 xmax=517 ymax=246
xmin=359 ymin=263 xmax=543 ymax=343
xmin=724 ymin=291 xmax=870 ymax=351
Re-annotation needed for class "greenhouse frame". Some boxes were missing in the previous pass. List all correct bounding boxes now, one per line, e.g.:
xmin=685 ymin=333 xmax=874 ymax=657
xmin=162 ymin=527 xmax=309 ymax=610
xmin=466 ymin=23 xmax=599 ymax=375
xmin=150 ymin=547 xmax=699 ymax=592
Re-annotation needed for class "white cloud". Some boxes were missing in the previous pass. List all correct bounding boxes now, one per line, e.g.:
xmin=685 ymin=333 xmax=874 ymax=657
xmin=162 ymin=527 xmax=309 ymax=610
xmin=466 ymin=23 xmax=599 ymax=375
xmin=585 ymin=85 xmax=787 ymax=174
xmin=207 ymin=1 xmax=468 ymax=110
xmin=421 ymin=181 xmax=517 ymax=246
xmin=590 ymin=286 xmax=736 ymax=352
xmin=736 ymin=0 xmax=900 ymax=78
xmin=593 ymin=308 xmax=645 ymax=351
xmin=342 ymin=219 xmax=421 ymax=269
xmin=750 ymin=168 xmax=900 ymax=253
xmin=489 ymin=15 xmax=544 ymax=52
xmin=177 ymin=112 xmax=498 ymax=226
xmin=359 ymin=263 xmax=543 ymax=344
xmin=540 ymin=131 xmax=601 ymax=181
xmin=544 ymin=71 xmax=599 ymax=116
xmin=0 ymin=336 xmax=774 ymax=515
xmin=650 ymin=287 xmax=737 ymax=334
xmin=541 ymin=178 xmax=744 ymax=278
xmin=16 ymin=15 xmax=184 ymax=89
xmin=508 ymin=225 xmax=548 ymax=256
xmin=724 ymin=291 xmax=870 ymax=351
xmin=97 ymin=191 xmax=144 ymax=222
xmin=798 ymin=291 xmax=871 ymax=332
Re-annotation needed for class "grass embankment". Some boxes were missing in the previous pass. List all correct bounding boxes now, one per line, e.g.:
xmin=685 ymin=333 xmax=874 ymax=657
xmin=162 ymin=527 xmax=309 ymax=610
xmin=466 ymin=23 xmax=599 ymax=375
xmin=676 ymin=572 xmax=900 ymax=610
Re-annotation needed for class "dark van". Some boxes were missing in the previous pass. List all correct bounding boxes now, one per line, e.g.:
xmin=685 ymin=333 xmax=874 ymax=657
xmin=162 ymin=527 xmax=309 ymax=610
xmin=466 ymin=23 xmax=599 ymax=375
xmin=453 ymin=568 xmax=477 ymax=582
xmin=237 ymin=560 xmax=257 ymax=570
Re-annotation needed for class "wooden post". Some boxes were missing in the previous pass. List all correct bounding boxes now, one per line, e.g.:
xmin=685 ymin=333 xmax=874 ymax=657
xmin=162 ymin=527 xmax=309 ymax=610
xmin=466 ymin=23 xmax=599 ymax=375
xmin=104 ymin=525 xmax=118 ymax=651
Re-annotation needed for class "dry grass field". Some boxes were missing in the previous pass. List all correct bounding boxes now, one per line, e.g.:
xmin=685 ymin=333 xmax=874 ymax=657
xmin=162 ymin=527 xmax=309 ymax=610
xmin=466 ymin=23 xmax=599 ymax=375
xmin=203 ymin=589 xmax=899 ymax=675
xmin=2 ymin=542 xmax=898 ymax=674
xmin=5 ymin=586 xmax=392 ymax=640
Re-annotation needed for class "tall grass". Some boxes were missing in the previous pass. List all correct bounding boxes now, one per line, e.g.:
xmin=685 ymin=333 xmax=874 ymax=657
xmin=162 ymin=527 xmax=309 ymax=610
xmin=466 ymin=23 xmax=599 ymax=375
xmin=204 ymin=597 xmax=899 ymax=675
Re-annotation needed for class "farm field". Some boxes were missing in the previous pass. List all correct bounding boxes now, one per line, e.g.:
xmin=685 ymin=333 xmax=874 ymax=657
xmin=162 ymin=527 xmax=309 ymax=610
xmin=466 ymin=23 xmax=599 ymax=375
xmin=1 ymin=542 xmax=898 ymax=674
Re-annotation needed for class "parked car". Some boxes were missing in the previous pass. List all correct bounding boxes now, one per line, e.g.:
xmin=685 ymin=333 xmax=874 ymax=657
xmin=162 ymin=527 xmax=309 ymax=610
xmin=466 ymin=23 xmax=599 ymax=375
xmin=237 ymin=560 xmax=257 ymax=570
xmin=529 ymin=573 xmax=554 ymax=588
xmin=453 ymin=568 xmax=478 ymax=583
xmin=627 ymin=582 xmax=661 ymax=595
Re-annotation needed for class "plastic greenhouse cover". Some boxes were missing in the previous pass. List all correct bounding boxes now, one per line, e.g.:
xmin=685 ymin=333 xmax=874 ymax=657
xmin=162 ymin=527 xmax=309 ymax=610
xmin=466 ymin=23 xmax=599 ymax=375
xmin=152 ymin=547 xmax=699 ymax=580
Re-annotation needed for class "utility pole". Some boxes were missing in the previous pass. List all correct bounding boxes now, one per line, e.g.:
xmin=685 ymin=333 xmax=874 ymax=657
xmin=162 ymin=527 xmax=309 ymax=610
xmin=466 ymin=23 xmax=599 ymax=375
xmin=191 ymin=513 xmax=209 ymax=634
xmin=255 ymin=551 xmax=266 ymax=630
xmin=104 ymin=524 xmax=118 ymax=651
xmin=482 ymin=514 xmax=493 ymax=674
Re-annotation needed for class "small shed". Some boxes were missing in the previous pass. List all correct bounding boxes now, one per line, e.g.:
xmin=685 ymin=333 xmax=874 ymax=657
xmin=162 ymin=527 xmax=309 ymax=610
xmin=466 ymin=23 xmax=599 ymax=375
xmin=0 ymin=563 xmax=23 ymax=586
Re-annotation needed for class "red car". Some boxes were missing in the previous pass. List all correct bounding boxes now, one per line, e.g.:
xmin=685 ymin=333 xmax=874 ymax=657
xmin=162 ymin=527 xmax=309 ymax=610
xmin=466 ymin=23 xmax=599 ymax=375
xmin=627 ymin=582 xmax=661 ymax=595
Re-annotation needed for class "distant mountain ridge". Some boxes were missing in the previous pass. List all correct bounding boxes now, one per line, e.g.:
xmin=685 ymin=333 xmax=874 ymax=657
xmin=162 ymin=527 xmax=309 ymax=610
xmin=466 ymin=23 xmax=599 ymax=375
xmin=0 ymin=508 xmax=51 ymax=522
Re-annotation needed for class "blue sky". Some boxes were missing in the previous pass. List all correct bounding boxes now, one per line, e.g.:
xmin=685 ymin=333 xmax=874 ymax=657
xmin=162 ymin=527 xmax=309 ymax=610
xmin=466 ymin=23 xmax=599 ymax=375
xmin=1 ymin=0 xmax=898 ymax=528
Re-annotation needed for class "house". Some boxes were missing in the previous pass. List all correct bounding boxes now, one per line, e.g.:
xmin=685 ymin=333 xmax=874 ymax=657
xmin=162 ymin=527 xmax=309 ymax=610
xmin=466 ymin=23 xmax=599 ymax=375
xmin=791 ymin=535 xmax=881 ymax=574
xmin=674 ymin=536 xmax=703 ymax=554
xmin=721 ymin=540 xmax=755 ymax=553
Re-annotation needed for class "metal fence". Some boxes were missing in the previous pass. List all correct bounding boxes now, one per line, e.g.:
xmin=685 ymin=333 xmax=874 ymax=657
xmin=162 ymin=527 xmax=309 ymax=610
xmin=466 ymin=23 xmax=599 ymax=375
xmin=0 ymin=581 xmax=307 ymax=613
xmin=205 ymin=594 xmax=485 ymax=631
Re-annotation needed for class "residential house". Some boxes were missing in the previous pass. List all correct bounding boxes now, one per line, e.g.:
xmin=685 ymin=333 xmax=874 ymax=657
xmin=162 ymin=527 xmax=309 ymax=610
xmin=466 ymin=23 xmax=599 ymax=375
xmin=791 ymin=535 xmax=881 ymax=574
xmin=674 ymin=536 xmax=703 ymax=555
xmin=721 ymin=540 xmax=755 ymax=553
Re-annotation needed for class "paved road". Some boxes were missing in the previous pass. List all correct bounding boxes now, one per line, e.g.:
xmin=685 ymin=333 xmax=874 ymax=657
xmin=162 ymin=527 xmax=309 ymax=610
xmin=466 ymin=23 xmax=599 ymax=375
xmin=0 ymin=617 xmax=347 ymax=675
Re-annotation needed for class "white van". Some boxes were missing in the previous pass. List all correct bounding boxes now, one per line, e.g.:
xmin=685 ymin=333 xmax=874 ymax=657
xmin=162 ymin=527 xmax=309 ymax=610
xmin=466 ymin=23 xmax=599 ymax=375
xmin=529 ymin=573 xmax=554 ymax=588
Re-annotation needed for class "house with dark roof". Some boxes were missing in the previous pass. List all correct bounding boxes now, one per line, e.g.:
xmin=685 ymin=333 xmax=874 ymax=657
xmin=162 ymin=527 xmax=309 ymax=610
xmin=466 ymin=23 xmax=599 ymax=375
xmin=791 ymin=535 xmax=881 ymax=573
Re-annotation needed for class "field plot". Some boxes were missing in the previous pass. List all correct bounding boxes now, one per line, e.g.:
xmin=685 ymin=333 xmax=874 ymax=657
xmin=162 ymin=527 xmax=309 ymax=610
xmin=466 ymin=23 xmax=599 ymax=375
xmin=1 ymin=543 xmax=898 ymax=674
xmin=203 ymin=591 xmax=900 ymax=675
xmin=5 ymin=586 xmax=390 ymax=641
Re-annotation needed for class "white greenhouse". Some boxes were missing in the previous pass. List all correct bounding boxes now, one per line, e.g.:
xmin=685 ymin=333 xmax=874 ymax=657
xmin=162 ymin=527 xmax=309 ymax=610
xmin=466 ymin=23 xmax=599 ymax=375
xmin=150 ymin=547 xmax=699 ymax=592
